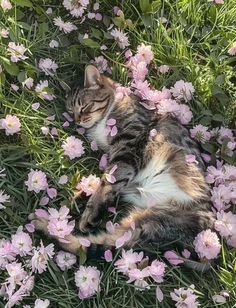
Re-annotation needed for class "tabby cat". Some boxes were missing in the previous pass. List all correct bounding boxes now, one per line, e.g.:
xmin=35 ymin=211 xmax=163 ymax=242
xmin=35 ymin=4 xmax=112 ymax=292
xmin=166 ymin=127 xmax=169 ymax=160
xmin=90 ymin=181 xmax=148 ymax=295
xmin=29 ymin=65 xmax=215 ymax=269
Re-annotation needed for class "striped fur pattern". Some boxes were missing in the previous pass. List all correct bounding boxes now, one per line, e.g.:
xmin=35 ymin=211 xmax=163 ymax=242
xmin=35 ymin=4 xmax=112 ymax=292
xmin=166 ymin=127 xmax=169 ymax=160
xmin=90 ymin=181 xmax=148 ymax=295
xmin=30 ymin=65 xmax=215 ymax=269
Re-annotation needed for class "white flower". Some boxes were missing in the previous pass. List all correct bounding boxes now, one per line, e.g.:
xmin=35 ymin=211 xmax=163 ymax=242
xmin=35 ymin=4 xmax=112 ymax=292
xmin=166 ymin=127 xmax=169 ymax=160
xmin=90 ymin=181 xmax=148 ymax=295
xmin=53 ymin=17 xmax=77 ymax=34
xmin=38 ymin=58 xmax=58 ymax=76
xmin=22 ymin=77 xmax=34 ymax=89
xmin=110 ymin=28 xmax=130 ymax=49
xmin=34 ymin=299 xmax=50 ymax=308
xmin=0 ymin=28 xmax=9 ymax=38
xmin=0 ymin=190 xmax=10 ymax=209
xmin=49 ymin=40 xmax=59 ymax=48
xmin=0 ymin=0 xmax=12 ymax=11
xmin=35 ymin=80 xmax=55 ymax=101
xmin=7 ymin=42 xmax=28 ymax=62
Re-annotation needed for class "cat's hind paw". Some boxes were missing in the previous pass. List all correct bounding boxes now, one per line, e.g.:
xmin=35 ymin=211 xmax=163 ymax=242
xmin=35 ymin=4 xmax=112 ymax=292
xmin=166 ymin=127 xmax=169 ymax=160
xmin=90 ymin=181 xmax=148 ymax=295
xmin=28 ymin=213 xmax=49 ymax=234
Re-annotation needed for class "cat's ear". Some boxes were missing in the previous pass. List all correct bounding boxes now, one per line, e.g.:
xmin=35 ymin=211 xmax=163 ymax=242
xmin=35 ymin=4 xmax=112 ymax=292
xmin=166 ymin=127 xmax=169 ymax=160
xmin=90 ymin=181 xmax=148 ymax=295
xmin=84 ymin=65 xmax=101 ymax=88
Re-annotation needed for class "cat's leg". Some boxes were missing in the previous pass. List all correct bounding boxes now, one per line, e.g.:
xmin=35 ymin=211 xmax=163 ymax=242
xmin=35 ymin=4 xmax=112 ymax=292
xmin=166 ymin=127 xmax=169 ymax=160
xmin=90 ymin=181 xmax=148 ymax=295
xmin=79 ymin=161 xmax=136 ymax=232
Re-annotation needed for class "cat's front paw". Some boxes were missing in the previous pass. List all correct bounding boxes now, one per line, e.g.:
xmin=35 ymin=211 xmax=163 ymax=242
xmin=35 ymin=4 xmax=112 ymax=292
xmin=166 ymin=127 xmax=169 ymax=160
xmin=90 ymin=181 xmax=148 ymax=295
xmin=79 ymin=206 xmax=99 ymax=233
xmin=28 ymin=213 xmax=49 ymax=234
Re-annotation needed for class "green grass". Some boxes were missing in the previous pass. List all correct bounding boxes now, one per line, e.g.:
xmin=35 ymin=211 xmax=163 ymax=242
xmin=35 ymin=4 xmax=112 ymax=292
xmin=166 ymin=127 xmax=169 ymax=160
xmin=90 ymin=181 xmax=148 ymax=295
xmin=0 ymin=0 xmax=236 ymax=307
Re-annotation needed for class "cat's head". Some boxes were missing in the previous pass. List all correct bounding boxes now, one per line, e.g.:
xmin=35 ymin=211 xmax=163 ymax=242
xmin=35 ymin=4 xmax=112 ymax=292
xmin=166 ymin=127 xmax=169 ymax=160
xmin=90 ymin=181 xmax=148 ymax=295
xmin=65 ymin=65 xmax=115 ymax=128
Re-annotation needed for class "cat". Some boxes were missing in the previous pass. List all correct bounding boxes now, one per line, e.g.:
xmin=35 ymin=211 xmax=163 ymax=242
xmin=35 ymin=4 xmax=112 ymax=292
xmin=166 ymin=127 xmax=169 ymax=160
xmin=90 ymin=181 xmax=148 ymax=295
xmin=29 ymin=65 xmax=215 ymax=270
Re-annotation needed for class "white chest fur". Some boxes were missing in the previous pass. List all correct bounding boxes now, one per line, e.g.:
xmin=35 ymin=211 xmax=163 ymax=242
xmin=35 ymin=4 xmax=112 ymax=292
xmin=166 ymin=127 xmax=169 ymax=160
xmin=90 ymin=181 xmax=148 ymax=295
xmin=88 ymin=118 xmax=109 ymax=150
xmin=123 ymin=157 xmax=193 ymax=208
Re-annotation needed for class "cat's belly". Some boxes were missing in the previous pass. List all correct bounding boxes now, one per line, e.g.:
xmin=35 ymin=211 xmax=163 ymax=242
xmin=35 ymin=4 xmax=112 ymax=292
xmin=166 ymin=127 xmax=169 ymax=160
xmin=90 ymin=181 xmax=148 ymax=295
xmin=122 ymin=157 xmax=193 ymax=208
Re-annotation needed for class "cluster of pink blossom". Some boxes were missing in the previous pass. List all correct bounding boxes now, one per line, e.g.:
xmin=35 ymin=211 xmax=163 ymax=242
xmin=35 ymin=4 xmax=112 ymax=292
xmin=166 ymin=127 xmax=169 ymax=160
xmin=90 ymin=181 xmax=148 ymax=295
xmin=114 ymin=249 xmax=166 ymax=297
xmin=76 ymin=174 xmax=100 ymax=196
xmin=0 ymin=115 xmax=21 ymax=135
xmin=0 ymin=226 xmax=54 ymax=307
xmin=170 ymin=285 xmax=199 ymax=308
xmin=62 ymin=136 xmax=85 ymax=159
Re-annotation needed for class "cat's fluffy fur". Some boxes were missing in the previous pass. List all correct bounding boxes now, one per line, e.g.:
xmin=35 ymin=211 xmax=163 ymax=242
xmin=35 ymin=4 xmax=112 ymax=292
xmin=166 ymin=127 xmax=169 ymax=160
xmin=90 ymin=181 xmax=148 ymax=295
xmin=30 ymin=65 xmax=215 ymax=269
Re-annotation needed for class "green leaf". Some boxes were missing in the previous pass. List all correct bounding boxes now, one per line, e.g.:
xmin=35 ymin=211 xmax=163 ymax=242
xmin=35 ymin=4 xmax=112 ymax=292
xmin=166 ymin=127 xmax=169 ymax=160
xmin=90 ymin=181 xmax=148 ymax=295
xmin=212 ymin=114 xmax=224 ymax=123
xmin=201 ymin=142 xmax=216 ymax=154
xmin=139 ymin=0 xmax=151 ymax=13
xmin=3 ymin=63 xmax=19 ymax=76
xmin=78 ymin=247 xmax=87 ymax=265
xmin=82 ymin=38 xmax=100 ymax=49
xmin=13 ymin=0 xmax=33 ymax=7
xmin=17 ymin=71 xmax=26 ymax=83
xmin=91 ymin=27 xmax=103 ymax=39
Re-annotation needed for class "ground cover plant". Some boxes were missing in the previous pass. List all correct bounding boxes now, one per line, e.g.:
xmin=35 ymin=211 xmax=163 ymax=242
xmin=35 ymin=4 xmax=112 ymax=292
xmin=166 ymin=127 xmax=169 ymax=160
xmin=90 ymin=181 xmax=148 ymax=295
xmin=0 ymin=0 xmax=236 ymax=307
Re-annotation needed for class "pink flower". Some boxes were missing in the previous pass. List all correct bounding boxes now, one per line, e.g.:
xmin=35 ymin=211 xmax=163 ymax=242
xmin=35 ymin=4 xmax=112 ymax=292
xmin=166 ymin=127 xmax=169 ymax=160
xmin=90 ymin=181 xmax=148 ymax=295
xmin=53 ymin=17 xmax=77 ymax=33
xmin=170 ymin=285 xmax=199 ymax=308
xmin=159 ymin=65 xmax=170 ymax=74
xmin=0 ymin=115 xmax=21 ymax=135
xmin=156 ymin=286 xmax=164 ymax=302
xmin=136 ymin=43 xmax=154 ymax=64
xmin=110 ymin=28 xmax=129 ymax=49
xmin=34 ymin=299 xmax=50 ymax=308
xmin=217 ymin=127 xmax=234 ymax=144
xmin=31 ymin=103 xmax=40 ymax=110
xmin=22 ymin=77 xmax=34 ymax=89
xmin=11 ymin=84 xmax=19 ymax=91
xmin=115 ymin=249 xmax=144 ymax=274
xmin=41 ymin=126 xmax=49 ymax=135
xmin=170 ymin=80 xmax=195 ymax=101
xmin=0 ymin=190 xmax=10 ymax=209
xmin=0 ymin=28 xmax=9 ymax=38
xmin=62 ymin=136 xmax=85 ymax=160
xmin=190 ymin=124 xmax=211 ymax=143
xmin=25 ymin=169 xmax=48 ymax=193
xmin=35 ymin=80 xmax=55 ymax=101
xmin=212 ymin=294 xmax=226 ymax=304
xmin=175 ymin=104 xmax=193 ymax=124
xmin=76 ymin=174 xmax=100 ymax=196
xmin=105 ymin=118 xmax=118 ymax=137
xmin=106 ymin=221 xmax=119 ymax=233
xmin=55 ymin=250 xmax=76 ymax=270
xmin=132 ymin=61 xmax=148 ymax=81
xmin=39 ymin=58 xmax=58 ymax=76
xmin=35 ymin=209 xmax=49 ymax=219
xmin=63 ymin=0 xmax=89 ymax=17
xmin=7 ymin=42 xmax=28 ymax=62
xmin=104 ymin=249 xmax=113 ymax=262
xmin=47 ymin=187 xmax=57 ymax=199
xmin=193 ymin=229 xmax=221 ymax=260
xmin=47 ymin=218 xmax=75 ymax=242
xmin=211 ymin=184 xmax=231 ymax=211
xmin=0 ymin=0 xmax=12 ymax=11
xmin=115 ymin=230 xmax=132 ymax=248
xmin=164 ymin=250 xmax=184 ymax=265
xmin=93 ymin=56 xmax=110 ymax=73
xmin=215 ymin=211 xmax=236 ymax=239
xmin=39 ymin=196 xmax=49 ymax=206
xmin=127 ymin=268 xmax=150 ymax=289
xmin=115 ymin=85 xmax=131 ymax=101
xmin=105 ymin=164 xmax=118 ymax=183
xmin=182 ymin=249 xmax=191 ymax=259
xmin=59 ymin=175 xmax=68 ymax=184
xmin=157 ymin=99 xmax=179 ymax=115
xmin=90 ymin=140 xmax=98 ymax=151
xmin=79 ymin=238 xmax=91 ymax=247
xmin=201 ymin=153 xmax=211 ymax=162
xmin=75 ymin=265 xmax=101 ymax=299
xmin=5 ymin=261 xmax=27 ymax=285
xmin=25 ymin=223 xmax=35 ymax=233
xmin=148 ymin=260 xmax=166 ymax=283
xmin=31 ymin=241 xmax=54 ymax=274
xmin=185 ymin=154 xmax=198 ymax=164
xmin=11 ymin=227 xmax=32 ymax=256
xmin=228 ymin=42 xmax=236 ymax=55
xmin=99 ymin=154 xmax=108 ymax=170
xmin=48 ymin=206 xmax=71 ymax=220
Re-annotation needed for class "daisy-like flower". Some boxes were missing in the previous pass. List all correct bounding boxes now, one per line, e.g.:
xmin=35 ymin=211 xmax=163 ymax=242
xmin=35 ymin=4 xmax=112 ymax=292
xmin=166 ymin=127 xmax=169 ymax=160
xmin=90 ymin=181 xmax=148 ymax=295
xmin=0 ymin=115 xmax=21 ymax=136
xmin=34 ymin=299 xmax=50 ymax=308
xmin=25 ymin=169 xmax=48 ymax=193
xmin=215 ymin=211 xmax=236 ymax=239
xmin=147 ymin=260 xmax=166 ymax=283
xmin=63 ymin=0 xmax=89 ymax=17
xmin=170 ymin=80 xmax=195 ymax=101
xmin=228 ymin=42 xmax=236 ymax=55
xmin=175 ymin=104 xmax=193 ymax=125
xmin=53 ymin=17 xmax=77 ymax=33
xmin=62 ymin=136 xmax=85 ymax=160
xmin=35 ymin=80 xmax=55 ymax=100
xmin=0 ymin=190 xmax=10 ymax=209
xmin=193 ymin=229 xmax=221 ymax=260
xmin=75 ymin=265 xmax=101 ymax=299
xmin=47 ymin=219 xmax=75 ymax=242
xmin=5 ymin=261 xmax=27 ymax=285
xmin=39 ymin=58 xmax=58 ymax=76
xmin=127 ymin=267 xmax=150 ymax=289
xmin=7 ymin=42 xmax=28 ymax=62
xmin=49 ymin=39 xmax=59 ymax=48
xmin=93 ymin=56 xmax=110 ymax=73
xmin=110 ymin=28 xmax=129 ymax=49
xmin=190 ymin=124 xmax=211 ymax=143
xmin=115 ymin=249 xmax=144 ymax=274
xmin=31 ymin=241 xmax=54 ymax=274
xmin=76 ymin=174 xmax=100 ymax=196
xmin=55 ymin=250 xmax=77 ymax=270
xmin=0 ymin=28 xmax=9 ymax=38
xmin=136 ymin=43 xmax=154 ymax=64
xmin=11 ymin=227 xmax=33 ymax=256
xmin=210 ymin=184 xmax=231 ymax=211
xmin=0 ymin=0 xmax=12 ymax=11
xmin=22 ymin=77 xmax=34 ymax=89
xmin=170 ymin=285 xmax=199 ymax=308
